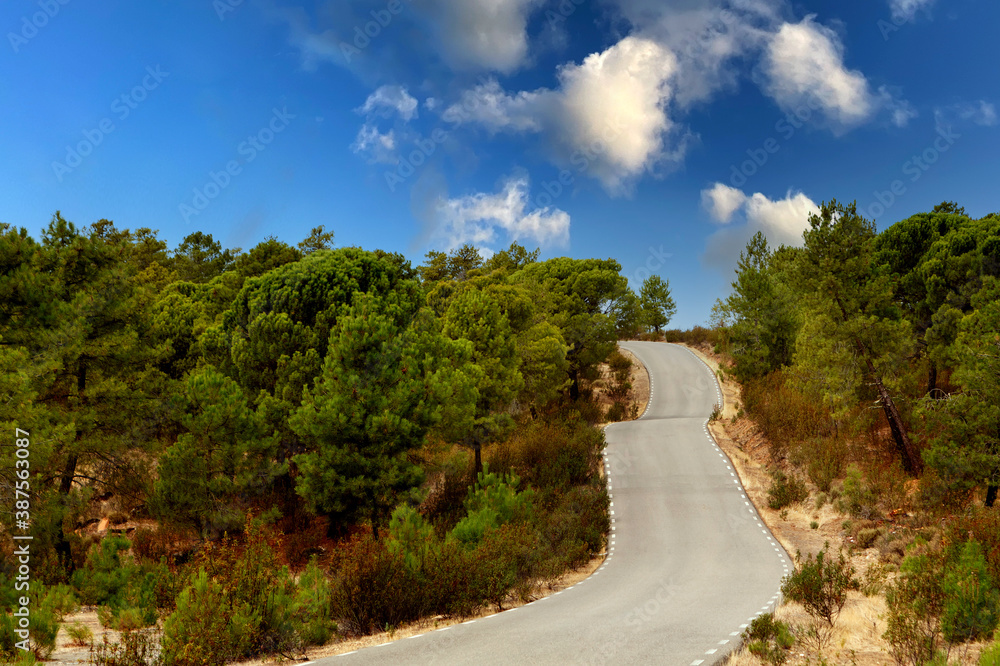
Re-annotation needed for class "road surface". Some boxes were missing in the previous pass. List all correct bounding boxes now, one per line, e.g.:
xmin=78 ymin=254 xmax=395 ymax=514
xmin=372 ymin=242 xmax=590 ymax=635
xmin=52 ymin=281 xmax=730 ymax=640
xmin=320 ymin=342 xmax=792 ymax=665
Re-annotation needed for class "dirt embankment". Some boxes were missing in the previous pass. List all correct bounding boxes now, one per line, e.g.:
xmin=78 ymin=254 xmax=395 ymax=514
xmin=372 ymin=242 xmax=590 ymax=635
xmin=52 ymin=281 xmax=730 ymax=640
xmin=679 ymin=342 xmax=993 ymax=666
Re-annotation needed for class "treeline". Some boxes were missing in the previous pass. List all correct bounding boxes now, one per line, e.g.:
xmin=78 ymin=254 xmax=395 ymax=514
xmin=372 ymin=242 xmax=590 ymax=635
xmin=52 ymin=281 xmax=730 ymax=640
xmin=0 ymin=214 xmax=672 ymax=662
xmin=713 ymin=200 xmax=1000 ymax=661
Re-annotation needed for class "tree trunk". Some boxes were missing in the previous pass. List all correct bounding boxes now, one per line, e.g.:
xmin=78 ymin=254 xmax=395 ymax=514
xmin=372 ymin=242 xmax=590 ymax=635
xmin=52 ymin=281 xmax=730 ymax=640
xmin=987 ymin=485 xmax=998 ymax=508
xmin=926 ymin=364 xmax=938 ymax=398
xmin=866 ymin=359 xmax=922 ymax=475
xmin=474 ymin=442 xmax=482 ymax=477
xmin=370 ymin=493 xmax=380 ymax=540
xmin=569 ymin=368 xmax=580 ymax=400
xmin=56 ymin=363 xmax=87 ymax=575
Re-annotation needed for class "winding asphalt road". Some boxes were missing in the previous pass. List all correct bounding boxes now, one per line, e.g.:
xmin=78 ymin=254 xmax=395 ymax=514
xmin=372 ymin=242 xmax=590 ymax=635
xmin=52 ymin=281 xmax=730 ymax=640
xmin=320 ymin=342 xmax=792 ymax=665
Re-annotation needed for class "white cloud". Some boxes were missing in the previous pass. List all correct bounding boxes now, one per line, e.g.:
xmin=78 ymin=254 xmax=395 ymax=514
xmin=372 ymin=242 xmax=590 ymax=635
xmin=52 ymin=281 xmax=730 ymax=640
xmin=351 ymin=124 xmax=397 ymax=164
xmin=744 ymin=190 xmax=820 ymax=247
xmin=357 ymin=85 xmax=419 ymax=122
xmin=760 ymin=17 xmax=887 ymax=131
xmin=886 ymin=95 xmax=919 ymax=127
xmin=430 ymin=175 xmax=570 ymax=251
xmin=701 ymin=184 xmax=819 ymax=271
xmin=606 ymin=1 xmax=778 ymax=108
xmin=414 ymin=0 xmax=543 ymax=73
xmin=934 ymin=101 xmax=999 ymax=135
xmin=442 ymin=79 xmax=545 ymax=132
xmin=702 ymin=183 xmax=748 ymax=224
xmin=956 ymin=100 xmax=998 ymax=127
xmin=889 ymin=0 xmax=936 ymax=22
xmin=444 ymin=36 xmax=680 ymax=194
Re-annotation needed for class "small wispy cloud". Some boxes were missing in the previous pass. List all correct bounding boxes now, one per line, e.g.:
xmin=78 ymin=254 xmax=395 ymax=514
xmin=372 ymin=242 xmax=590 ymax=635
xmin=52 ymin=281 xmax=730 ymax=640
xmin=357 ymin=85 xmax=419 ymax=122
xmin=889 ymin=0 xmax=936 ymax=22
xmin=429 ymin=175 xmax=570 ymax=251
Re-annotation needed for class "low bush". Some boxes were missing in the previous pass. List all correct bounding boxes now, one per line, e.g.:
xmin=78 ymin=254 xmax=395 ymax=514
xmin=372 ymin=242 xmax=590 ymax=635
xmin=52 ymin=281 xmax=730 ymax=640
xmin=291 ymin=559 xmax=336 ymax=646
xmin=605 ymin=402 xmax=628 ymax=422
xmin=487 ymin=421 xmax=602 ymax=494
xmin=767 ymin=470 xmax=808 ymax=510
xmin=89 ymin=629 xmax=162 ymax=666
xmin=782 ymin=545 xmax=857 ymax=628
xmin=856 ymin=528 xmax=880 ymax=549
xmin=661 ymin=326 xmax=719 ymax=346
xmin=161 ymin=568 xmax=246 ymax=666
xmin=328 ymin=536 xmax=424 ymax=635
xmin=161 ymin=517 xmax=311 ymax=663
xmin=742 ymin=372 xmax=832 ymax=459
xmin=941 ymin=540 xmax=999 ymax=643
xmin=66 ymin=622 xmax=94 ymax=647
xmin=839 ymin=465 xmax=879 ymax=519
xmin=884 ymin=542 xmax=946 ymax=665
xmin=805 ymin=438 xmax=845 ymax=493
xmin=72 ymin=535 xmax=134 ymax=607
xmin=743 ymin=613 xmax=794 ymax=665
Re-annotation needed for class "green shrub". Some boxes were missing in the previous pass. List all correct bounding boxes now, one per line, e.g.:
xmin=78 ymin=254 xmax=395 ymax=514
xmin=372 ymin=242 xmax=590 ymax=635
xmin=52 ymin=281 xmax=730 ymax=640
xmin=944 ymin=508 xmax=1000 ymax=584
xmin=806 ymin=438 xmax=845 ymax=493
xmin=161 ymin=569 xmax=241 ymax=666
xmin=449 ymin=469 xmax=534 ymax=549
xmin=67 ymin=622 xmax=94 ymax=646
xmin=743 ymin=613 xmax=794 ymax=664
xmin=884 ymin=545 xmax=946 ymax=665
xmin=767 ymin=470 xmax=808 ymax=510
xmin=605 ymin=402 xmax=628 ymax=422
xmin=291 ymin=559 xmax=336 ymax=646
xmin=163 ymin=519 xmax=300 ymax=662
xmin=387 ymin=505 xmax=436 ymax=571
xmin=42 ymin=584 xmax=79 ymax=618
xmin=941 ymin=541 xmax=999 ymax=643
xmin=856 ymin=528 xmax=880 ymax=549
xmin=72 ymin=535 xmax=134 ymax=607
xmin=0 ymin=585 xmax=61 ymax=660
xmin=810 ymin=521 xmax=819 ymax=530
xmin=840 ymin=465 xmax=878 ymax=519
xmin=981 ymin=640 xmax=1000 ymax=665
xmin=782 ymin=545 xmax=857 ymax=627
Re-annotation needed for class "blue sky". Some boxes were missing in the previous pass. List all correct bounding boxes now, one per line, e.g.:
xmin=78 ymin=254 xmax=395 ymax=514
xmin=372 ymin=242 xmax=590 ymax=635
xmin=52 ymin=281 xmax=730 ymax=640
xmin=1 ymin=0 xmax=997 ymax=328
